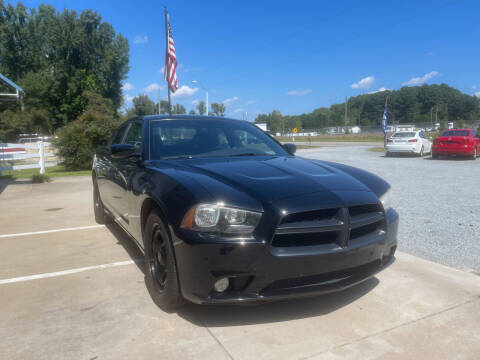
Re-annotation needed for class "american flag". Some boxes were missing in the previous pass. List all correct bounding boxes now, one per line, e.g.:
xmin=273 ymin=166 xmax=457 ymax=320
xmin=164 ymin=12 xmax=178 ymax=93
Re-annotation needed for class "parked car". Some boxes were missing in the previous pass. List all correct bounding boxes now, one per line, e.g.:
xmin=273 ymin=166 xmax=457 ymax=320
xmin=432 ymin=129 xmax=480 ymax=159
xmin=385 ymin=130 xmax=432 ymax=157
xmin=92 ymin=115 xmax=398 ymax=310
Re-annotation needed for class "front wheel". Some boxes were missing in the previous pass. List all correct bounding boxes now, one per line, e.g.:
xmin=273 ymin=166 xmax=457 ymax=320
xmin=93 ymin=180 xmax=110 ymax=224
xmin=144 ymin=210 xmax=184 ymax=311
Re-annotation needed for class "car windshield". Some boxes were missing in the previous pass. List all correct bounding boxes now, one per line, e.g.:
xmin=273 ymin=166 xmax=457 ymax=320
xmin=392 ymin=132 xmax=415 ymax=138
xmin=149 ymin=119 xmax=288 ymax=159
xmin=440 ymin=130 xmax=470 ymax=137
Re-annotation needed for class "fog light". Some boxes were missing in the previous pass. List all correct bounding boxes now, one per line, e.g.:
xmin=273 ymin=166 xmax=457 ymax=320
xmin=214 ymin=277 xmax=229 ymax=292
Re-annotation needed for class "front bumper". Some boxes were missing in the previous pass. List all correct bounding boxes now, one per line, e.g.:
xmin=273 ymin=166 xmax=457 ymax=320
xmin=172 ymin=208 xmax=399 ymax=304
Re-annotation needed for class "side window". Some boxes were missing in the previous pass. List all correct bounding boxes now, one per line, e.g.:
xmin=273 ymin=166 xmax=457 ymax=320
xmin=123 ymin=121 xmax=143 ymax=151
xmin=110 ymin=123 xmax=129 ymax=145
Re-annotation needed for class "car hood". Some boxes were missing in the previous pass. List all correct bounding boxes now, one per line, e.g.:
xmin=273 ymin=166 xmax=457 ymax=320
xmin=153 ymin=156 xmax=377 ymax=210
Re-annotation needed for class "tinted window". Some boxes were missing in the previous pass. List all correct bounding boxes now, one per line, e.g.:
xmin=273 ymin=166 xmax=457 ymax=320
xmin=440 ymin=130 xmax=470 ymax=137
xmin=123 ymin=121 xmax=143 ymax=151
xmin=111 ymin=123 xmax=129 ymax=145
xmin=149 ymin=120 xmax=288 ymax=159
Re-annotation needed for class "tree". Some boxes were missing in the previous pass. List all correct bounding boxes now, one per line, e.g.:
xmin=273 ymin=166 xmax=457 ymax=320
xmin=189 ymin=109 xmax=196 ymax=115
xmin=54 ymin=92 xmax=120 ymax=169
xmin=210 ymin=102 xmax=226 ymax=117
xmin=131 ymin=95 xmax=156 ymax=116
xmin=172 ymin=104 xmax=186 ymax=114
xmin=196 ymin=101 xmax=206 ymax=115
xmin=0 ymin=2 xmax=129 ymax=133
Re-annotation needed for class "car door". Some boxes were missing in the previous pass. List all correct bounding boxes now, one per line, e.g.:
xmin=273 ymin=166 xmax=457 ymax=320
xmin=97 ymin=122 xmax=130 ymax=213
xmin=112 ymin=120 xmax=144 ymax=229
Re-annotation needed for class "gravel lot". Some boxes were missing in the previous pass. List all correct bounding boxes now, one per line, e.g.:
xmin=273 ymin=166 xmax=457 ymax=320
xmin=298 ymin=146 xmax=480 ymax=271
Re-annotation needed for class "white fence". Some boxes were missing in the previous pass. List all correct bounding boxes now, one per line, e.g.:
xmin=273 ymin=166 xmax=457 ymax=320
xmin=0 ymin=142 xmax=58 ymax=175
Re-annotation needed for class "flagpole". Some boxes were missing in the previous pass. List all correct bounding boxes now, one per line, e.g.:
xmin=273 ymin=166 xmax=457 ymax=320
xmin=384 ymin=97 xmax=388 ymax=148
xmin=164 ymin=7 xmax=172 ymax=115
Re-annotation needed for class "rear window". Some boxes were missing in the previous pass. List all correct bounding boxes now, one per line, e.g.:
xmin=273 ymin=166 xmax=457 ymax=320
xmin=393 ymin=132 xmax=415 ymax=138
xmin=440 ymin=130 xmax=470 ymax=137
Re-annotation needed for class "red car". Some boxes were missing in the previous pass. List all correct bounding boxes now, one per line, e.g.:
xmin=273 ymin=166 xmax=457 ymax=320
xmin=432 ymin=129 xmax=480 ymax=159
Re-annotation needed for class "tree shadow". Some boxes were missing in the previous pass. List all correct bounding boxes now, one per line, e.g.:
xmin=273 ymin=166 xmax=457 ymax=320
xmin=177 ymin=276 xmax=379 ymax=327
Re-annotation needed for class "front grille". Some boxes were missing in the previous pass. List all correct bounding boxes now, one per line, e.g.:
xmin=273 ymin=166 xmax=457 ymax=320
xmin=261 ymin=259 xmax=381 ymax=295
xmin=272 ymin=204 xmax=384 ymax=248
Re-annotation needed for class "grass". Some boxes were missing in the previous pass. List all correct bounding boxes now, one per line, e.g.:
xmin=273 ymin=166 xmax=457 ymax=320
xmin=368 ymin=147 xmax=386 ymax=153
xmin=295 ymin=145 xmax=322 ymax=150
xmin=0 ymin=165 xmax=91 ymax=180
xmin=276 ymin=135 xmax=384 ymax=142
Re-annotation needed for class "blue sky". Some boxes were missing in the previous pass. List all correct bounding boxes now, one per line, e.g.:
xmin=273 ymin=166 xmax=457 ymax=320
xmin=14 ymin=0 xmax=480 ymax=119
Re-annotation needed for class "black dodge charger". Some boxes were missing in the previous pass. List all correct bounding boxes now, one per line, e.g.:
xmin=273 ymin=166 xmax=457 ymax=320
xmin=92 ymin=115 xmax=398 ymax=309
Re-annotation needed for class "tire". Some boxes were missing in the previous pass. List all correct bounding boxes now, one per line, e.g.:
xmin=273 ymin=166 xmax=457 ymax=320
xmin=471 ymin=148 xmax=477 ymax=160
xmin=144 ymin=210 xmax=184 ymax=310
xmin=432 ymin=151 xmax=438 ymax=159
xmin=93 ymin=179 xmax=110 ymax=224
xmin=385 ymin=151 xmax=390 ymax=157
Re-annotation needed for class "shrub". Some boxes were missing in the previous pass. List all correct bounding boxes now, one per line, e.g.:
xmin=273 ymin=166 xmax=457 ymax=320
xmin=31 ymin=173 xmax=51 ymax=183
xmin=54 ymin=92 xmax=121 ymax=170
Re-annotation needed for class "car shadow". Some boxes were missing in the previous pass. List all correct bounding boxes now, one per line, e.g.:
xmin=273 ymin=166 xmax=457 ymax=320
xmin=177 ymin=276 xmax=379 ymax=327
xmin=104 ymin=218 xmax=383 ymax=326
xmin=423 ymin=156 xmax=474 ymax=161
xmin=105 ymin=222 xmax=145 ymax=275
xmin=0 ymin=177 xmax=33 ymax=195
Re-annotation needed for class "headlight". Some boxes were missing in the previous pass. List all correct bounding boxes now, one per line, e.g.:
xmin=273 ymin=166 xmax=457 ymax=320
xmin=181 ymin=203 xmax=262 ymax=235
xmin=379 ymin=188 xmax=391 ymax=211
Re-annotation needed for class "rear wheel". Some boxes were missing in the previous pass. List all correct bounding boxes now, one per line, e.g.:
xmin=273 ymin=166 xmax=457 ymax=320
xmin=144 ymin=210 xmax=184 ymax=310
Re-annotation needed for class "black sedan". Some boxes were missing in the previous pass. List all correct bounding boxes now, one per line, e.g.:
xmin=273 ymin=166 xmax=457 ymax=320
xmin=92 ymin=115 xmax=398 ymax=310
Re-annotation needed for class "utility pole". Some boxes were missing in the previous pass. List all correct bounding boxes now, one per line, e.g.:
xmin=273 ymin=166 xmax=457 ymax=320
xmin=158 ymin=88 xmax=161 ymax=114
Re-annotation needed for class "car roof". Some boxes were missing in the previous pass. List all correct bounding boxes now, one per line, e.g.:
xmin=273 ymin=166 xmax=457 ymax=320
xmin=142 ymin=115 xmax=245 ymax=123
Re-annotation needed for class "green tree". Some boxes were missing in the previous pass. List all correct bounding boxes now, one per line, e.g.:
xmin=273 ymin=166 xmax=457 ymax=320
xmin=54 ymin=92 xmax=120 ymax=169
xmin=196 ymin=101 xmax=206 ymax=115
xmin=189 ymin=109 xmax=196 ymax=115
xmin=131 ymin=95 xmax=156 ymax=116
xmin=210 ymin=102 xmax=226 ymax=117
xmin=172 ymin=104 xmax=186 ymax=114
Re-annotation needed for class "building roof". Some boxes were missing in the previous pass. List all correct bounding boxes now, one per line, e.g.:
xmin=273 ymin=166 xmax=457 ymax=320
xmin=0 ymin=73 xmax=24 ymax=94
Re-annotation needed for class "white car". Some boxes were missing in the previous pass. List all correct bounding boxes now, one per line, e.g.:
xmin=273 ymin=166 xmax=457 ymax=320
xmin=386 ymin=131 xmax=432 ymax=157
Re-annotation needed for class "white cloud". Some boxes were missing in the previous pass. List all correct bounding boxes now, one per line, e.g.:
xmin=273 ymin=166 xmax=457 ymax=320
xmin=351 ymin=76 xmax=375 ymax=89
xmin=134 ymin=35 xmax=148 ymax=44
xmin=192 ymin=99 xmax=200 ymax=105
xmin=287 ymin=89 xmax=312 ymax=96
xmin=233 ymin=108 xmax=245 ymax=113
xmin=472 ymin=85 xmax=477 ymax=90
xmin=402 ymin=71 xmax=439 ymax=86
xmin=143 ymin=83 xmax=163 ymax=93
xmin=171 ymin=85 xmax=199 ymax=98
xmin=123 ymin=94 xmax=135 ymax=103
xmin=122 ymin=82 xmax=135 ymax=91
xmin=159 ymin=66 xmax=165 ymax=74
xmin=245 ymin=99 xmax=257 ymax=105
xmin=368 ymin=87 xmax=389 ymax=94
xmin=474 ymin=92 xmax=480 ymax=98
xmin=425 ymin=51 xmax=435 ymax=56
xmin=223 ymin=96 xmax=239 ymax=105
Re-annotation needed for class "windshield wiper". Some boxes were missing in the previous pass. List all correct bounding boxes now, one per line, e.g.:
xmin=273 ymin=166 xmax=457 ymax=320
xmin=161 ymin=155 xmax=193 ymax=160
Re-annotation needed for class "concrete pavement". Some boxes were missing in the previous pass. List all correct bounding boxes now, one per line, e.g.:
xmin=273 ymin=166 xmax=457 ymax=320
xmin=0 ymin=176 xmax=479 ymax=360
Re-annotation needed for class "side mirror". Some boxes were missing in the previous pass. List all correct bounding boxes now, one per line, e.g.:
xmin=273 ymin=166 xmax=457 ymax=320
xmin=283 ymin=143 xmax=296 ymax=155
xmin=111 ymin=144 xmax=135 ymax=159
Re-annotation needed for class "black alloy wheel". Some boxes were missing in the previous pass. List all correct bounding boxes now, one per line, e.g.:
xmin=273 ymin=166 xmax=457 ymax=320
xmin=144 ymin=210 xmax=184 ymax=310
xmin=93 ymin=179 xmax=110 ymax=224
